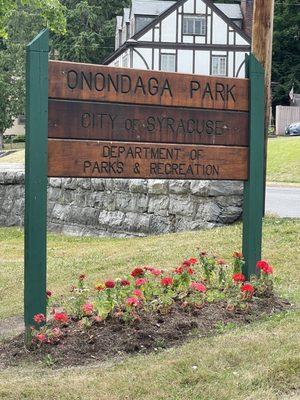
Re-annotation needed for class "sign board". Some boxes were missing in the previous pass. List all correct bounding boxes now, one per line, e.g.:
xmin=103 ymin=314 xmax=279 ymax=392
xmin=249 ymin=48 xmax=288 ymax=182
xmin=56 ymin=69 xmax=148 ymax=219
xmin=24 ymin=30 xmax=265 ymax=343
xmin=48 ymin=61 xmax=249 ymax=180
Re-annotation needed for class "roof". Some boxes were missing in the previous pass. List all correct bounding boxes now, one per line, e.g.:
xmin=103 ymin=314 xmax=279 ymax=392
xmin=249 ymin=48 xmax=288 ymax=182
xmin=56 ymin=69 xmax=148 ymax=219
xmin=131 ymin=0 xmax=176 ymax=16
xmin=215 ymin=3 xmax=243 ymax=20
xmin=116 ymin=16 xmax=122 ymax=30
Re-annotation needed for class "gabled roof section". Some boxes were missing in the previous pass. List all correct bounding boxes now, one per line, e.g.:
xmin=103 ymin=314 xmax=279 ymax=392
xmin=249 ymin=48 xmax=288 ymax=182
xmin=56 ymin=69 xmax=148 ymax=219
xmin=215 ymin=3 xmax=243 ymax=20
xmin=132 ymin=0 xmax=250 ymax=43
xmin=104 ymin=0 xmax=251 ymax=64
xmin=131 ymin=0 xmax=175 ymax=16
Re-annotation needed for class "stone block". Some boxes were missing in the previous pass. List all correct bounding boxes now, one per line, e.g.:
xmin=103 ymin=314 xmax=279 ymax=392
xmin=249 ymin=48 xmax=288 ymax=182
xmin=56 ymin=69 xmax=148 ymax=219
xmin=169 ymin=195 xmax=195 ymax=216
xmin=123 ymin=212 xmax=151 ymax=233
xmin=49 ymin=178 xmax=62 ymax=188
xmin=208 ymin=181 xmax=243 ymax=196
xmin=196 ymin=201 xmax=221 ymax=222
xmin=148 ymin=195 xmax=169 ymax=216
xmin=91 ymin=178 xmax=105 ymax=191
xmin=129 ymin=179 xmax=148 ymax=193
xmin=149 ymin=215 xmax=172 ymax=234
xmin=63 ymin=178 xmax=78 ymax=190
xmin=148 ymin=180 xmax=169 ymax=195
xmin=77 ymin=179 xmax=92 ymax=190
xmin=169 ymin=180 xmax=191 ymax=194
xmin=219 ymin=206 xmax=242 ymax=223
xmin=190 ymin=180 xmax=210 ymax=196
xmin=98 ymin=210 xmax=125 ymax=228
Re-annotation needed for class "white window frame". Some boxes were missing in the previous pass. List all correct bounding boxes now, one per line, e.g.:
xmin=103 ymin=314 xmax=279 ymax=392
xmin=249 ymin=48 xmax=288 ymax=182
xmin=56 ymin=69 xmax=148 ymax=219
xmin=183 ymin=15 xmax=206 ymax=36
xmin=211 ymin=55 xmax=227 ymax=76
xmin=160 ymin=53 xmax=176 ymax=72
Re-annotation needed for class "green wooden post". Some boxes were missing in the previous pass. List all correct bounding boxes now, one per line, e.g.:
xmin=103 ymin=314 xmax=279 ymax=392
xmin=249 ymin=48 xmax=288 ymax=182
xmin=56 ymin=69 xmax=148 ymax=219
xmin=242 ymin=54 xmax=265 ymax=279
xmin=24 ymin=29 xmax=49 ymax=345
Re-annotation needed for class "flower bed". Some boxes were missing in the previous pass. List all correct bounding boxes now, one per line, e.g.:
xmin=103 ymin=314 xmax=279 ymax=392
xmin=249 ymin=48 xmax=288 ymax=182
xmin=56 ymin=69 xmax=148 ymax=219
xmin=0 ymin=252 xmax=290 ymax=368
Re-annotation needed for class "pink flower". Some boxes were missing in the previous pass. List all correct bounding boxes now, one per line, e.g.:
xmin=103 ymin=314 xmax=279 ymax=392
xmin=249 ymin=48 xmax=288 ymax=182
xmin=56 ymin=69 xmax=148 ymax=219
xmin=150 ymin=268 xmax=163 ymax=276
xmin=161 ymin=277 xmax=173 ymax=287
xmin=126 ymin=297 xmax=140 ymax=307
xmin=190 ymin=282 xmax=206 ymax=292
xmin=82 ymin=303 xmax=94 ymax=315
xmin=135 ymin=278 xmax=147 ymax=287
xmin=51 ymin=327 xmax=62 ymax=337
xmin=36 ymin=333 xmax=47 ymax=343
xmin=133 ymin=289 xmax=143 ymax=298
xmin=53 ymin=312 xmax=69 ymax=324
xmin=217 ymin=259 xmax=226 ymax=265
xmin=33 ymin=313 xmax=46 ymax=324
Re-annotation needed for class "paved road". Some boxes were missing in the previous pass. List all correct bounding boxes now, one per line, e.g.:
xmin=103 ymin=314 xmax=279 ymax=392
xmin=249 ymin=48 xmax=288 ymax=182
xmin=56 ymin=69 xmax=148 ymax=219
xmin=0 ymin=163 xmax=299 ymax=218
xmin=0 ymin=163 xmax=24 ymax=171
xmin=266 ymin=186 xmax=300 ymax=218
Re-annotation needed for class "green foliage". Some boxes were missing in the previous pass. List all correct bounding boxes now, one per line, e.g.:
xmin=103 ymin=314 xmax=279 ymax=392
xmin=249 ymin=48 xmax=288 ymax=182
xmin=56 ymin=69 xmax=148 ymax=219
xmin=51 ymin=0 xmax=130 ymax=64
xmin=0 ymin=1 xmax=66 ymax=144
xmin=272 ymin=0 xmax=300 ymax=106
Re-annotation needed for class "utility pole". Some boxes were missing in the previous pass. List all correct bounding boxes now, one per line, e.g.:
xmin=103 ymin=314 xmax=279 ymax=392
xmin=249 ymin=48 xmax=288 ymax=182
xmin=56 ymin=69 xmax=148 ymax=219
xmin=251 ymin=0 xmax=275 ymax=213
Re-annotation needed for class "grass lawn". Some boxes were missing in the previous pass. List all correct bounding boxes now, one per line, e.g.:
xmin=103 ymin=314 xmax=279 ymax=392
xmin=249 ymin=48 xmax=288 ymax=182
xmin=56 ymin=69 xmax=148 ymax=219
xmin=0 ymin=218 xmax=300 ymax=399
xmin=0 ymin=149 xmax=25 ymax=164
xmin=267 ymin=136 xmax=300 ymax=184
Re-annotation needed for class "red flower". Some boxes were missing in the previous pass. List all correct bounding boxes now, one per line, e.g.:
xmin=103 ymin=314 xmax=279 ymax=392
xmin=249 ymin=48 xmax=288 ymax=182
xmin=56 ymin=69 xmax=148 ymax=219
xmin=233 ymin=273 xmax=246 ymax=283
xmin=131 ymin=267 xmax=144 ymax=278
xmin=46 ymin=290 xmax=52 ymax=298
xmin=33 ymin=313 xmax=46 ymax=324
xmin=133 ymin=289 xmax=143 ymax=297
xmin=135 ymin=278 xmax=147 ymax=287
xmin=174 ymin=266 xmax=183 ymax=274
xmin=144 ymin=266 xmax=154 ymax=272
xmin=174 ymin=265 xmax=194 ymax=275
xmin=105 ymin=280 xmax=115 ymax=289
xmin=82 ymin=303 xmax=94 ymax=315
xmin=233 ymin=251 xmax=243 ymax=259
xmin=241 ymin=283 xmax=254 ymax=295
xmin=189 ymin=258 xmax=198 ymax=264
xmin=79 ymin=274 xmax=86 ymax=281
xmin=190 ymin=282 xmax=206 ymax=292
xmin=36 ymin=333 xmax=47 ymax=343
xmin=217 ymin=259 xmax=226 ymax=265
xmin=257 ymin=260 xmax=273 ymax=274
xmin=121 ymin=279 xmax=131 ymax=287
xmin=53 ymin=312 xmax=69 ymax=324
xmin=161 ymin=277 xmax=173 ymax=287
xmin=264 ymin=264 xmax=273 ymax=275
xmin=126 ymin=297 xmax=140 ymax=307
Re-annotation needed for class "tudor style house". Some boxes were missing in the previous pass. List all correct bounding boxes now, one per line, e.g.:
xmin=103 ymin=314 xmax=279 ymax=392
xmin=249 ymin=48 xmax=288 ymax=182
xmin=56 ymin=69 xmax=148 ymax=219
xmin=105 ymin=0 xmax=253 ymax=79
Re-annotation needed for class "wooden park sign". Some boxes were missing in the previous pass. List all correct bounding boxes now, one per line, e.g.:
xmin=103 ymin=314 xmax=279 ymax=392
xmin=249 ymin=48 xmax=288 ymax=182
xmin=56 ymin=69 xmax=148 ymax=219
xmin=25 ymin=30 xmax=265 ymax=341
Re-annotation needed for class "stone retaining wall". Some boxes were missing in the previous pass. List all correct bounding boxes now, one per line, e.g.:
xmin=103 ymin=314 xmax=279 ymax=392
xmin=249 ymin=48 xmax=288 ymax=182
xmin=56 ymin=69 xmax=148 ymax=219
xmin=0 ymin=169 xmax=243 ymax=237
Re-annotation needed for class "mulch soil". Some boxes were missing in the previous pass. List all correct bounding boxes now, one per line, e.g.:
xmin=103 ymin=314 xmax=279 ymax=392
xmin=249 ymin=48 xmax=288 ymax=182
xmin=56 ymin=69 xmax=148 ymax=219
xmin=0 ymin=296 xmax=291 ymax=369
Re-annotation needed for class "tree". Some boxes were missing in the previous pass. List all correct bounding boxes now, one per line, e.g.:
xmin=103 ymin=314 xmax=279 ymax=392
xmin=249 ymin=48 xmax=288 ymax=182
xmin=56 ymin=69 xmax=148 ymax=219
xmin=51 ymin=0 xmax=130 ymax=64
xmin=272 ymin=0 xmax=300 ymax=107
xmin=0 ymin=0 xmax=66 ymax=149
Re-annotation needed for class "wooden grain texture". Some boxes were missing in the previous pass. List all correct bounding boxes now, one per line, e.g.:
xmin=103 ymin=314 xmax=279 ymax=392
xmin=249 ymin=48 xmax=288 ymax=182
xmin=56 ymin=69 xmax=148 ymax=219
xmin=48 ymin=100 xmax=249 ymax=146
xmin=48 ymin=61 xmax=249 ymax=111
xmin=48 ymin=139 xmax=248 ymax=180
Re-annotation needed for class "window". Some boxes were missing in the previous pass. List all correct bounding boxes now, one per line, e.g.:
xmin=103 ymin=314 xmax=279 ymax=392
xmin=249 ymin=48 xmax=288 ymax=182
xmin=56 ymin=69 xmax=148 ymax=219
xmin=161 ymin=54 xmax=176 ymax=72
xmin=183 ymin=16 xmax=206 ymax=35
xmin=135 ymin=16 xmax=155 ymax=33
xmin=211 ymin=56 xmax=227 ymax=76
